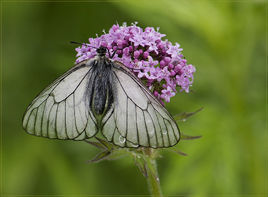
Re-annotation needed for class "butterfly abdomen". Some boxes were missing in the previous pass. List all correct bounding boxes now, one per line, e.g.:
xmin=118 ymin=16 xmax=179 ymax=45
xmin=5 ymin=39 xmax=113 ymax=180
xmin=90 ymin=59 xmax=114 ymax=117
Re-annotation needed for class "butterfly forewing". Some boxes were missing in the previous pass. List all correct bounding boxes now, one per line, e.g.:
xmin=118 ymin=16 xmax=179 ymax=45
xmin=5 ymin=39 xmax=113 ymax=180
xmin=23 ymin=59 xmax=98 ymax=140
xmin=100 ymin=61 xmax=180 ymax=148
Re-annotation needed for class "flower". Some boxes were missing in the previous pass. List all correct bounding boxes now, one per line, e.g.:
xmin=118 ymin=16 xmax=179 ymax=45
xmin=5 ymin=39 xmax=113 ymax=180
xmin=75 ymin=22 xmax=196 ymax=103
xmin=160 ymin=86 xmax=176 ymax=103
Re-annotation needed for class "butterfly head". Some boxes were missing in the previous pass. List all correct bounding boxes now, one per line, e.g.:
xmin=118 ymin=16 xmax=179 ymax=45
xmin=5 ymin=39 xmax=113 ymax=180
xmin=97 ymin=46 xmax=107 ymax=57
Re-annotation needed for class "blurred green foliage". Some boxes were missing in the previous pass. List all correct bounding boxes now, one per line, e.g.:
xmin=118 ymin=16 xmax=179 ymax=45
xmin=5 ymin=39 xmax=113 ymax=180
xmin=1 ymin=0 xmax=266 ymax=196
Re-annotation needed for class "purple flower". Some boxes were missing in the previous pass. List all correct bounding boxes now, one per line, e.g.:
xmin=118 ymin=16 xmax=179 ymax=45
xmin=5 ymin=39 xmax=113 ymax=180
xmin=160 ymin=86 xmax=176 ymax=103
xmin=75 ymin=22 xmax=196 ymax=103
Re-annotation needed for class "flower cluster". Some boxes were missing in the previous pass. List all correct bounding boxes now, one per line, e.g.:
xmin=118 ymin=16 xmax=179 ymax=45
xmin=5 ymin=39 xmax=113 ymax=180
xmin=75 ymin=22 xmax=195 ymax=103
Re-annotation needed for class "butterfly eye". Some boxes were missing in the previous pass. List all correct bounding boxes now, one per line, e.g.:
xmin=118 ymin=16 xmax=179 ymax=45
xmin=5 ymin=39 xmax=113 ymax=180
xmin=97 ymin=47 xmax=107 ymax=56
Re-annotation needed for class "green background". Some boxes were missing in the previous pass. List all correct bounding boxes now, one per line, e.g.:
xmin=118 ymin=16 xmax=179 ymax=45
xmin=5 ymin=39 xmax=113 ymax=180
xmin=1 ymin=0 xmax=267 ymax=196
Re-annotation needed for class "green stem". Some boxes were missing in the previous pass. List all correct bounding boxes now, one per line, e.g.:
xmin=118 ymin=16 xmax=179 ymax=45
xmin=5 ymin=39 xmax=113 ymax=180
xmin=144 ymin=150 xmax=163 ymax=197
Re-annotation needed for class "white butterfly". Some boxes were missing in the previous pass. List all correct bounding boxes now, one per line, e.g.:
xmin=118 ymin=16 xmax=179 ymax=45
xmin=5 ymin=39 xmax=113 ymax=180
xmin=22 ymin=46 xmax=180 ymax=148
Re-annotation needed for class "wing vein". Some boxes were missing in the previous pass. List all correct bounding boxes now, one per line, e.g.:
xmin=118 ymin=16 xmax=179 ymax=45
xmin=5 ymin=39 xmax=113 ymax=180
xmin=154 ymin=108 xmax=165 ymax=147
xmin=64 ymin=100 xmax=68 ymax=139
xmin=102 ymin=108 xmax=114 ymax=126
xmin=113 ymin=72 xmax=145 ymax=110
xmin=135 ymin=106 xmax=140 ymax=146
xmin=55 ymin=104 xmax=59 ymax=139
xmin=126 ymin=98 xmax=128 ymax=138
xmin=34 ymin=106 xmax=40 ymax=136
xmin=111 ymin=123 xmax=116 ymax=143
xmin=55 ymin=68 xmax=91 ymax=104
xmin=143 ymin=110 xmax=150 ymax=147
xmin=40 ymin=98 xmax=48 ymax=136
xmin=72 ymin=94 xmax=79 ymax=138
xmin=113 ymin=66 xmax=162 ymax=106
xmin=163 ymin=117 xmax=171 ymax=146
xmin=147 ymin=109 xmax=159 ymax=147
xmin=25 ymin=108 xmax=34 ymax=134
xmin=47 ymin=104 xmax=55 ymax=137
xmin=45 ymin=100 xmax=54 ymax=137
xmin=166 ymin=119 xmax=177 ymax=141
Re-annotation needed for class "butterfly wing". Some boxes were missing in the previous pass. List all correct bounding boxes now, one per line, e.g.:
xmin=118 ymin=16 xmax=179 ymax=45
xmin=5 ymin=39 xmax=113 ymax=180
xmin=22 ymin=59 xmax=98 ymax=140
xmin=101 ymin=61 xmax=180 ymax=148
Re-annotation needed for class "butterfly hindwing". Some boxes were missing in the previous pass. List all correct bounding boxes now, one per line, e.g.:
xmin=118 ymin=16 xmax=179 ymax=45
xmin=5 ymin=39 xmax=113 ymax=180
xmin=22 ymin=59 xmax=98 ymax=140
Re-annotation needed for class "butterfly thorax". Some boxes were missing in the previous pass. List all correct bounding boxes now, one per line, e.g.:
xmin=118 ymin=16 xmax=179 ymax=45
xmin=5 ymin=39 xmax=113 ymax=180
xmin=90 ymin=57 xmax=114 ymax=119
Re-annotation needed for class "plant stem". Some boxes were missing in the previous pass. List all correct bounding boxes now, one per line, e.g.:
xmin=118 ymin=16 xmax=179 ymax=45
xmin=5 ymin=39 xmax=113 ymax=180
xmin=144 ymin=149 xmax=163 ymax=197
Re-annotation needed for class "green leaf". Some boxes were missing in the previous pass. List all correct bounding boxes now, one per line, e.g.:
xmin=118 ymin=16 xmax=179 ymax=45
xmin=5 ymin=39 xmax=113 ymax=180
xmin=88 ymin=150 xmax=111 ymax=163
xmin=95 ymin=137 xmax=114 ymax=151
xmin=169 ymin=149 xmax=188 ymax=156
xmin=105 ymin=149 xmax=130 ymax=161
xmin=174 ymin=107 xmax=203 ymax=122
xmin=84 ymin=140 xmax=106 ymax=150
xmin=181 ymin=133 xmax=202 ymax=140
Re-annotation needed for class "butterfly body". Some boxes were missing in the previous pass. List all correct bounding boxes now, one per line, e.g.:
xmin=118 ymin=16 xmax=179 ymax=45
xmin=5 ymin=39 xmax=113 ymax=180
xmin=89 ymin=56 xmax=114 ymax=117
xmin=23 ymin=47 xmax=180 ymax=148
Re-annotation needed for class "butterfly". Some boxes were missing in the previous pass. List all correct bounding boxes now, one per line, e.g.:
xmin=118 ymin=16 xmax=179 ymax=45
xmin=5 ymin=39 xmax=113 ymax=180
xmin=22 ymin=46 xmax=180 ymax=148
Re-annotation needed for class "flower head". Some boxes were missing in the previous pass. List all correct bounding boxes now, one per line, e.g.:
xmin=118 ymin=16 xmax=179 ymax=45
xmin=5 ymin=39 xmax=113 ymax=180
xmin=75 ymin=22 xmax=196 ymax=103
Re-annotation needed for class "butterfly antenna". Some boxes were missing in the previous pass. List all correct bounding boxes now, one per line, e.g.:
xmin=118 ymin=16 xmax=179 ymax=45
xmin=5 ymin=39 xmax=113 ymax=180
xmin=111 ymin=47 xmax=125 ymax=58
xmin=70 ymin=41 xmax=83 ymax=45
xmin=70 ymin=41 xmax=98 ymax=49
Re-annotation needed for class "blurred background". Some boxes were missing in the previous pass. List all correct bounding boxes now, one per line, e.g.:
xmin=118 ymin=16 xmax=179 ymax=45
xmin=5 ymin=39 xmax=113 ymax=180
xmin=2 ymin=0 xmax=266 ymax=196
